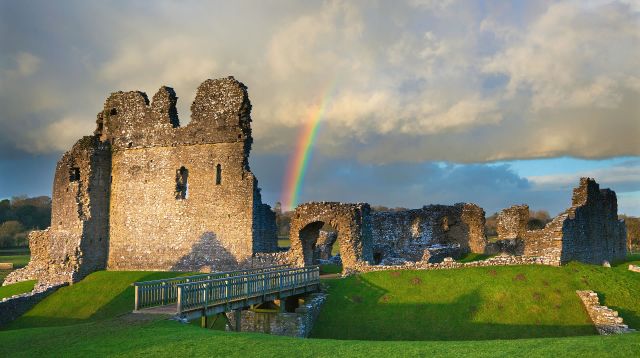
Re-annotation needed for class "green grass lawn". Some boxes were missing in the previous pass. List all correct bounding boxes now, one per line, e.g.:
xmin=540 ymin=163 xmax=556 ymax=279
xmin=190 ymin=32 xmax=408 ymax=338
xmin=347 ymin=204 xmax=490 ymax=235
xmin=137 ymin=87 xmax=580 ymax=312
xmin=1 ymin=258 xmax=639 ymax=356
xmin=0 ymin=317 xmax=638 ymax=357
xmin=4 ymin=271 xmax=194 ymax=330
xmin=311 ymin=259 xmax=640 ymax=341
xmin=0 ymin=280 xmax=36 ymax=299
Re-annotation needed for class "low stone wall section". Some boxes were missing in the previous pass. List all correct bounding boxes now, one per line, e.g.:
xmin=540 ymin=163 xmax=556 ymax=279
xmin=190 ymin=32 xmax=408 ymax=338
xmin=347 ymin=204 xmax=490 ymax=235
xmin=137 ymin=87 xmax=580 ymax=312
xmin=350 ymin=253 xmax=559 ymax=274
xmin=576 ymin=290 xmax=634 ymax=335
xmin=0 ymin=284 xmax=65 ymax=326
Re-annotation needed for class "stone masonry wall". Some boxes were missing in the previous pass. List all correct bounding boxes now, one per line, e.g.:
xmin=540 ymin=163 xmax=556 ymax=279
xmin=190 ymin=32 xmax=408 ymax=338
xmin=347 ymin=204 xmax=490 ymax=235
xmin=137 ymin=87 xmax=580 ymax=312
xmin=5 ymin=136 xmax=111 ymax=286
xmin=560 ymin=178 xmax=627 ymax=264
xmin=576 ymin=290 xmax=634 ymax=335
xmin=370 ymin=203 xmax=486 ymax=263
xmin=288 ymin=202 xmax=372 ymax=271
xmin=0 ymin=284 xmax=65 ymax=326
xmin=106 ymin=77 xmax=276 ymax=272
xmin=495 ymin=178 xmax=627 ymax=265
xmin=226 ymin=293 xmax=326 ymax=337
xmin=496 ymin=205 xmax=529 ymax=240
xmin=8 ymin=77 xmax=278 ymax=285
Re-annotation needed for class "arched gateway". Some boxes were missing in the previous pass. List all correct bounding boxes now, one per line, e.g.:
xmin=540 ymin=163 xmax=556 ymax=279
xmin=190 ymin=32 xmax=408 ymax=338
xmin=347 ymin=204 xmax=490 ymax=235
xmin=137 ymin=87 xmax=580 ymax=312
xmin=288 ymin=202 xmax=373 ymax=272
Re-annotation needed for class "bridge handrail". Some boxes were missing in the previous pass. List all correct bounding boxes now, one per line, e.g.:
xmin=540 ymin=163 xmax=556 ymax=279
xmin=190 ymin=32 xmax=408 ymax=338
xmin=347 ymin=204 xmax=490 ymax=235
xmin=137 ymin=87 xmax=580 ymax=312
xmin=132 ymin=264 xmax=290 ymax=286
xmin=133 ymin=265 xmax=290 ymax=310
xmin=176 ymin=266 xmax=320 ymax=314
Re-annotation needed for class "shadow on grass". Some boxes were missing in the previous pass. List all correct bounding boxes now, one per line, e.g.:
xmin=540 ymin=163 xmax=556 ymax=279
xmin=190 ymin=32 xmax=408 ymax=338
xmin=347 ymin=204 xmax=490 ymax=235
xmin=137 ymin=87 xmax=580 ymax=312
xmin=312 ymin=274 xmax=597 ymax=341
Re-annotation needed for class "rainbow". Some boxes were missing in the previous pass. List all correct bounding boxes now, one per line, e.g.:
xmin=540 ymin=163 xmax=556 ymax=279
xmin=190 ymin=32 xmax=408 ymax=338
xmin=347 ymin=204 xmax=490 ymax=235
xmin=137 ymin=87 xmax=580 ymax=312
xmin=281 ymin=84 xmax=336 ymax=210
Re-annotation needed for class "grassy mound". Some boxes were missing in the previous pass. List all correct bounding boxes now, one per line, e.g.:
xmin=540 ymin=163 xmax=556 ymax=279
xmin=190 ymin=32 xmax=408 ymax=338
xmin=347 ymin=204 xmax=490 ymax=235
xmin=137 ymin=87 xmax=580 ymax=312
xmin=0 ymin=317 xmax=639 ymax=357
xmin=0 ymin=280 xmax=36 ymax=299
xmin=312 ymin=260 xmax=640 ymax=340
xmin=5 ymin=271 xmax=193 ymax=330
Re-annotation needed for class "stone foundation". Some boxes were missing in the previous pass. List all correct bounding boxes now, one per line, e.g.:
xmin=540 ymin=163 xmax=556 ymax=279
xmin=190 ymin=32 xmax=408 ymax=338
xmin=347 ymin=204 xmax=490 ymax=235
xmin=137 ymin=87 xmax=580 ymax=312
xmin=225 ymin=293 xmax=326 ymax=337
xmin=351 ymin=253 xmax=558 ymax=274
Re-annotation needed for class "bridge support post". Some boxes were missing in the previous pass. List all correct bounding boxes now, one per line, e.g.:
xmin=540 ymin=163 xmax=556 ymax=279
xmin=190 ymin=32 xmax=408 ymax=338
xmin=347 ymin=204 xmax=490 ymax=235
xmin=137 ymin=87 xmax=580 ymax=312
xmin=233 ymin=309 xmax=242 ymax=332
xmin=201 ymin=311 xmax=208 ymax=328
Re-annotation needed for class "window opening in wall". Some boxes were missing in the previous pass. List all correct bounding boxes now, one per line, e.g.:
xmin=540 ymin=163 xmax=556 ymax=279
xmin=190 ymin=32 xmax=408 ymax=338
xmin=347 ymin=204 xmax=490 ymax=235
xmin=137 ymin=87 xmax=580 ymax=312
xmin=175 ymin=166 xmax=189 ymax=199
xmin=441 ymin=216 xmax=449 ymax=231
xmin=373 ymin=252 xmax=383 ymax=265
xmin=70 ymin=167 xmax=80 ymax=182
xmin=216 ymin=164 xmax=222 ymax=185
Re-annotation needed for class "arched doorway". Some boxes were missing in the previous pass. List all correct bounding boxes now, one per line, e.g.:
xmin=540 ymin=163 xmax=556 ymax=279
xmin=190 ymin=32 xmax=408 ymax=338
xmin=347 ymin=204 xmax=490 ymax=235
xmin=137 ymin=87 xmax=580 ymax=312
xmin=298 ymin=221 xmax=340 ymax=266
xmin=288 ymin=202 xmax=373 ymax=272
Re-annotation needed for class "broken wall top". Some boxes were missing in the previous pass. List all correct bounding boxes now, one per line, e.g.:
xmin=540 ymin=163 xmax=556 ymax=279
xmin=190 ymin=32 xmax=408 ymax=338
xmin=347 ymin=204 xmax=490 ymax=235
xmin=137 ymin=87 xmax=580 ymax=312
xmin=95 ymin=76 xmax=252 ymax=152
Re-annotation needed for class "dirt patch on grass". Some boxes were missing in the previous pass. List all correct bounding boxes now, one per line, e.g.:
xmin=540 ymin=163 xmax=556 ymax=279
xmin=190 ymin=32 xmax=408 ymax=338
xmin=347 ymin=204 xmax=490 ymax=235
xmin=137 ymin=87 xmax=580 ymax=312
xmin=390 ymin=271 xmax=401 ymax=278
xmin=532 ymin=292 xmax=543 ymax=301
xmin=488 ymin=269 xmax=497 ymax=277
xmin=351 ymin=295 xmax=363 ymax=303
xmin=410 ymin=277 xmax=422 ymax=285
xmin=513 ymin=273 xmax=527 ymax=282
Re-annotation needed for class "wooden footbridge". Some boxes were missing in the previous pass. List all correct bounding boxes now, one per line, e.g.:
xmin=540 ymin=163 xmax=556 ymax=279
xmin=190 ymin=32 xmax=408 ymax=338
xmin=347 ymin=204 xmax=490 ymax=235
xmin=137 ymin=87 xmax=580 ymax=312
xmin=133 ymin=265 xmax=320 ymax=328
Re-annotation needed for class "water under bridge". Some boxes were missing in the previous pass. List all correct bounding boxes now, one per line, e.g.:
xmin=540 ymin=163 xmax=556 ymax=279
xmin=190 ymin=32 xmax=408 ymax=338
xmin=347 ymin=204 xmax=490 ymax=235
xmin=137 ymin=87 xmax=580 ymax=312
xmin=132 ymin=265 xmax=321 ymax=329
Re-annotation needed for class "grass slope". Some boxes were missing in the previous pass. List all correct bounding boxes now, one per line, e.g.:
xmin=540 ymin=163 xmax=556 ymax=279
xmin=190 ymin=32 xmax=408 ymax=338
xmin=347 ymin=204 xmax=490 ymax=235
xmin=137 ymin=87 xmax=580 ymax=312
xmin=0 ymin=280 xmax=36 ymax=299
xmin=0 ymin=318 xmax=639 ymax=357
xmin=312 ymin=260 xmax=640 ymax=340
xmin=5 ymin=271 xmax=193 ymax=330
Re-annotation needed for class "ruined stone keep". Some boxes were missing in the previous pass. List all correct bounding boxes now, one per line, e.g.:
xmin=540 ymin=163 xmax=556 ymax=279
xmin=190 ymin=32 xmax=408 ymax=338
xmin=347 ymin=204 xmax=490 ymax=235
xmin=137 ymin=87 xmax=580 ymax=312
xmin=6 ymin=77 xmax=278 ymax=285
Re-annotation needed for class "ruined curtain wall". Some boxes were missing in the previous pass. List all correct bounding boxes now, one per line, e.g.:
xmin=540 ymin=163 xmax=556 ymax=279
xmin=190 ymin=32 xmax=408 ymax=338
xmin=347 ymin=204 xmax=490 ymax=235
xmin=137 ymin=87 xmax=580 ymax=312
xmin=370 ymin=203 xmax=486 ymax=262
xmin=4 ymin=136 xmax=111 ymax=286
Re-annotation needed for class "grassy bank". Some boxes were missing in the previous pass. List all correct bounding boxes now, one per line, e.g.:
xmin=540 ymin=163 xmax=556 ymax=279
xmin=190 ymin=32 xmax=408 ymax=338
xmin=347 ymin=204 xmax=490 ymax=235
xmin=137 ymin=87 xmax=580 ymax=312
xmin=5 ymin=271 xmax=193 ymax=330
xmin=312 ymin=260 xmax=640 ymax=340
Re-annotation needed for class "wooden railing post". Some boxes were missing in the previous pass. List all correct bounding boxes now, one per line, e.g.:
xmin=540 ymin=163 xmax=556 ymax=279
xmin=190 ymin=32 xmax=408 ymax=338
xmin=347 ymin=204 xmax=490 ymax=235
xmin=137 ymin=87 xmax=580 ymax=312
xmin=177 ymin=285 xmax=183 ymax=314
xmin=134 ymin=285 xmax=139 ymax=311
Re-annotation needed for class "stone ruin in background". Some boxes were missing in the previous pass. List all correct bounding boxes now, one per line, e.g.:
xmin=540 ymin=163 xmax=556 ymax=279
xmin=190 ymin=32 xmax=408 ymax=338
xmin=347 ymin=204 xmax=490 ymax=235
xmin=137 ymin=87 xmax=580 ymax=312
xmin=3 ymin=77 xmax=628 ymax=287
xmin=491 ymin=178 xmax=627 ymax=265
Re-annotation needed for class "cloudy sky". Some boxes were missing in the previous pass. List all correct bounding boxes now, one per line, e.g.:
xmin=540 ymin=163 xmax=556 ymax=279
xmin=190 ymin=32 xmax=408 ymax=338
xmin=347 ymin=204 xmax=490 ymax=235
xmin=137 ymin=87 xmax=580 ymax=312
xmin=0 ymin=0 xmax=638 ymax=216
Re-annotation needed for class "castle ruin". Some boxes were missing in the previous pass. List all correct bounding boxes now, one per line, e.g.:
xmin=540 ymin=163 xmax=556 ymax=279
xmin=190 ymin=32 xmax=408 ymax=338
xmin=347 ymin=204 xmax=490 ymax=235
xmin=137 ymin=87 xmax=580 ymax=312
xmin=4 ymin=77 xmax=628 ymax=286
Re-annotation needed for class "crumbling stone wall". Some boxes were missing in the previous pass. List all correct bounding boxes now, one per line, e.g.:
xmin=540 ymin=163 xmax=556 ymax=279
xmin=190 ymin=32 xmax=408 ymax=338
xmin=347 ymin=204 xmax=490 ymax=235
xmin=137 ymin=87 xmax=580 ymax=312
xmin=288 ymin=202 xmax=372 ymax=271
xmin=104 ymin=77 xmax=276 ymax=272
xmin=7 ymin=77 xmax=278 ymax=285
xmin=495 ymin=178 xmax=627 ymax=265
xmin=5 ymin=136 xmax=111 ymax=286
xmin=496 ymin=205 xmax=529 ymax=240
xmin=370 ymin=203 xmax=486 ymax=263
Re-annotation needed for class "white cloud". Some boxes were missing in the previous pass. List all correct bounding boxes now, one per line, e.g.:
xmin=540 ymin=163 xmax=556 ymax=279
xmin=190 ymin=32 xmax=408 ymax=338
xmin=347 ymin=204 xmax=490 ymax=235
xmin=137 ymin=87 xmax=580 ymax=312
xmin=21 ymin=117 xmax=95 ymax=153
xmin=0 ymin=0 xmax=637 ymax=163
xmin=8 ymin=52 xmax=41 ymax=77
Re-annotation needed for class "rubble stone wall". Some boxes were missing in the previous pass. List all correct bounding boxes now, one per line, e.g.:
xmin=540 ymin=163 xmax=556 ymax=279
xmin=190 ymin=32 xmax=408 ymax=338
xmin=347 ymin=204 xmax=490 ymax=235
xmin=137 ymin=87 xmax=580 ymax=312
xmin=288 ymin=202 xmax=372 ymax=271
xmin=226 ymin=293 xmax=326 ymax=337
xmin=495 ymin=178 xmax=627 ymax=265
xmin=6 ymin=77 xmax=278 ymax=286
xmin=496 ymin=205 xmax=529 ymax=240
xmin=370 ymin=203 xmax=486 ymax=263
xmin=576 ymin=290 xmax=634 ymax=335
xmin=5 ymin=136 xmax=111 ymax=286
